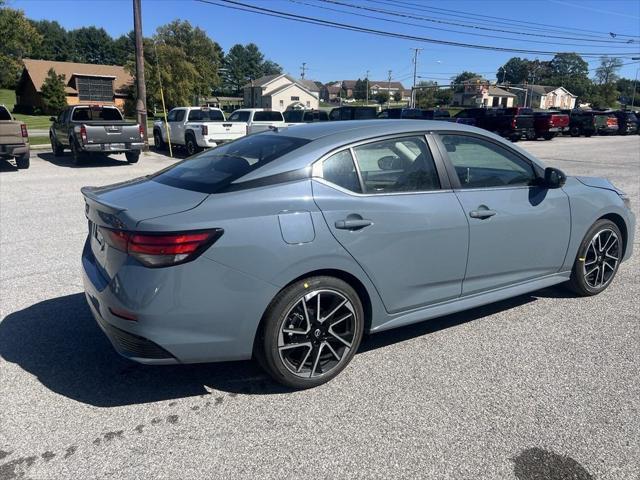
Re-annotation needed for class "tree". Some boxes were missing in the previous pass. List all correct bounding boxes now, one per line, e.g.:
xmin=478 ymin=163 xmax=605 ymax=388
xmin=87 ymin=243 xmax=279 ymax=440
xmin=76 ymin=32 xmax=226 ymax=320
xmin=497 ymin=57 xmax=529 ymax=84
xmin=40 ymin=68 xmax=67 ymax=115
xmin=261 ymin=59 xmax=282 ymax=76
xmin=594 ymin=56 xmax=623 ymax=85
xmin=353 ymin=78 xmax=368 ymax=100
xmin=416 ymin=81 xmax=439 ymax=108
xmin=223 ymin=43 xmax=280 ymax=94
xmin=374 ymin=91 xmax=389 ymax=105
xmin=68 ymin=27 xmax=117 ymax=64
xmin=616 ymin=77 xmax=636 ymax=104
xmin=451 ymin=71 xmax=481 ymax=92
xmin=30 ymin=20 xmax=72 ymax=61
xmin=112 ymin=32 xmax=135 ymax=66
xmin=393 ymin=91 xmax=402 ymax=102
xmin=545 ymin=53 xmax=591 ymax=101
xmin=0 ymin=6 xmax=42 ymax=88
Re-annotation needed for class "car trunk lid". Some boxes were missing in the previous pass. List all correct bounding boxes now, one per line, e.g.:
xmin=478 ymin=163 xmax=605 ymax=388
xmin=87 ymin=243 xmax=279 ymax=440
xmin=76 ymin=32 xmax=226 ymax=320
xmin=0 ymin=121 xmax=26 ymax=146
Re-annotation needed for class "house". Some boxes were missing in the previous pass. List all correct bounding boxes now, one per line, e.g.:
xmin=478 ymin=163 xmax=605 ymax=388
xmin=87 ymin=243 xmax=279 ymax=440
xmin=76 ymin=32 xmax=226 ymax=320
xmin=516 ymin=85 xmax=577 ymax=110
xmin=339 ymin=79 xmax=406 ymax=99
xmin=243 ymin=74 xmax=319 ymax=111
xmin=452 ymin=77 xmax=516 ymax=107
xmin=15 ymin=59 xmax=133 ymax=113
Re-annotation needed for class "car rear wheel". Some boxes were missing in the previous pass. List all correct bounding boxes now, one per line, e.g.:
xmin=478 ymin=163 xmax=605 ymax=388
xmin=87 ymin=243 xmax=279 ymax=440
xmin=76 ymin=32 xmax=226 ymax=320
xmin=15 ymin=154 xmax=29 ymax=169
xmin=153 ymin=130 xmax=165 ymax=151
xmin=543 ymin=133 xmax=555 ymax=140
xmin=185 ymin=134 xmax=199 ymax=156
xmin=125 ymin=152 xmax=140 ymax=164
xmin=569 ymin=126 xmax=580 ymax=137
xmin=70 ymin=139 xmax=84 ymax=166
xmin=567 ymin=219 xmax=623 ymax=296
xmin=255 ymin=276 xmax=364 ymax=389
xmin=50 ymin=135 xmax=64 ymax=156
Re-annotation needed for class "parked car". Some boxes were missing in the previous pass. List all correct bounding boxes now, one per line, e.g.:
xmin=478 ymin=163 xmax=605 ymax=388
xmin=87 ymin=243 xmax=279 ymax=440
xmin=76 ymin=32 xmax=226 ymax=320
xmin=153 ymin=107 xmax=246 ymax=156
xmin=227 ymin=108 xmax=286 ymax=135
xmin=0 ymin=104 xmax=29 ymax=169
xmin=377 ymin=108 xmax=423 ymax=119
xmin=49 ymin=105 xmax=143 ymax=165
xmin=283 ymin=109 xmax=329 ymax=124
xmin=457 ymin=107 xmax=535 ymax=141
xmin=611 ymin=110 xmax=638 ymax=135
xmin=329 ymin=106 xmax=378 ymax=121
xmin=452 ymin=109 xmax=477 ymax=126
xmin=81 ymin=120 xmax=634 ymax=388
xmin=533 ymin=111 xmax=570 ymax=140
xmin=421 ymin=109 xmax=451 ymax=120
xmin=563 ymin=109 xmax=601 ymax=137
xmin=594 ymin=112 xmax=619 ymax=135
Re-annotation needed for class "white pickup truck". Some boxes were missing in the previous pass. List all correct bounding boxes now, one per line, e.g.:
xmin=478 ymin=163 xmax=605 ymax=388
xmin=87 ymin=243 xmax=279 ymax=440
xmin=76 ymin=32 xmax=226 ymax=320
xmin=152 ymin=107 xmax=245 ymax=155
xmin=227 ymin=109 xmax=286 ymax=135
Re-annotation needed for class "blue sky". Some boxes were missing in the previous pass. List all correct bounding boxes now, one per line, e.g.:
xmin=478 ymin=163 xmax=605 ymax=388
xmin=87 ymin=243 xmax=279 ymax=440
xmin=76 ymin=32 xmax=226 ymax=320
xmin=12 ymin=0 xmax=640 ymax=87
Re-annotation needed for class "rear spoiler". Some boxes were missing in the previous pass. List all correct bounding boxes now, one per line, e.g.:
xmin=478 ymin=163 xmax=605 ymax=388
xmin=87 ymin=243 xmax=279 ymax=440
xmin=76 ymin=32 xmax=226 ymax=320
xmin=81 ymin=185 xmax=134 ymax=229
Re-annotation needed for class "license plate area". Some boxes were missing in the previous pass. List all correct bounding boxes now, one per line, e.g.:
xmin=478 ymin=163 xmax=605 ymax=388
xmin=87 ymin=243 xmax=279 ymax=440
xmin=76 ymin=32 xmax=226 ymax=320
xmin=89 ymin=221 xmax=108 ymax=266
xmin=106 ymin=143 xmax=126 ymax=151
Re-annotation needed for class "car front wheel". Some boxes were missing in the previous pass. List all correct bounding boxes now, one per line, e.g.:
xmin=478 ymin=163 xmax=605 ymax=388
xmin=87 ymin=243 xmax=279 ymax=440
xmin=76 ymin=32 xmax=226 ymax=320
xmin=568 ymin=219 xmax=623 ymax=296
xmin=255 ymin=276 xmax=364 ymax=389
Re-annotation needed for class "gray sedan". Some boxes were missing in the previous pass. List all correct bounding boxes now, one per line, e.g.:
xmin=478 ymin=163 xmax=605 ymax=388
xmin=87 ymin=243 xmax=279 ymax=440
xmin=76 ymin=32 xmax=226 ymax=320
xmin=81 ymin=120 xmax=635 ymax=388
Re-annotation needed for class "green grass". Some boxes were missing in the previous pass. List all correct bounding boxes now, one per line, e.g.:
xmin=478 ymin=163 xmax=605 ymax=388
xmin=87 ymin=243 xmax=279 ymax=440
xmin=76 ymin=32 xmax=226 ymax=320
xmin=29 ymin=136 xmax=50 ymax=146
xmin=1 ymin=88 xmax=52 ymax=134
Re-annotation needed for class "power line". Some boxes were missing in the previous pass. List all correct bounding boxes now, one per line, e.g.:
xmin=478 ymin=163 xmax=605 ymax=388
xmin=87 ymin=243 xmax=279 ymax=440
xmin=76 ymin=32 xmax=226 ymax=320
xmin=289 ymin=0 xmax=638 ymax=49
xmin=368 ymin=0 xmax=640 ymax=39
xmin=319 ymin=0 xmax=639 ymax=47
xmin=195 ymin=0 xmax=640 ymax=58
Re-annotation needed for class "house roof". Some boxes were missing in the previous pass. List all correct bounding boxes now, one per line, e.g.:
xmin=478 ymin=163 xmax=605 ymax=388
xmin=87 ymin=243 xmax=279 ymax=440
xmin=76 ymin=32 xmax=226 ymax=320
xmin=342 ymin=80 xmax=405 ymax=90
xmin=327 ymin=85 xmax=342 ymax=94
xmin=462 ymin=76 xmax=487 ymax=84
xmin=298 ymin=79 xmax=320 ymax=92
xmin=488 ymin=86 xmax=516 ymax=97
xmin=21 ymin=59 xmax=132 ymax=95
xmin=245 ymin=74 xmax=286 ymax=88
xmin=265 ymin=81 xmax=317 ymax=97
xmin=527 ymin=85 xmax=577 ymax=97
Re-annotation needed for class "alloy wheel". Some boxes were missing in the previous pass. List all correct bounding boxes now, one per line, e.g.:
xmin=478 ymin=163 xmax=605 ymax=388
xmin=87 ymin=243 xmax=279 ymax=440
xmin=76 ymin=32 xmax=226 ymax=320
xmin=583 ymin=228 xmax=620 ymax=289
xmin=278 ymin=289 xmax=356 ymax=378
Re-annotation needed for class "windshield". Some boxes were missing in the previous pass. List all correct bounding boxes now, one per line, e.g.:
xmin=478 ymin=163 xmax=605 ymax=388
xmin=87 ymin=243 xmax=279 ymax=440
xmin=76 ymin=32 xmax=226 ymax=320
xmin=188 ymin=109 xmax=225 ymax=122
xmin=72 ymin=107 xmax=123 ymax=121
xmin=152 ymin=134 xmax=310 ymax=193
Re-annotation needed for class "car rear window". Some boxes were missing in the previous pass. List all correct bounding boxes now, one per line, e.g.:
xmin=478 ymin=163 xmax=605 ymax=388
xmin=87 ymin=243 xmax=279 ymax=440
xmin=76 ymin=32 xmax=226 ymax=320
xmin=151 ymin=134 xmax=310 ymax=193
xmin=354 ymin=108 xmax=377 ymax=120
xmin=283 ymin=110 xmax=304 ymax=122
xmin=0 ymin=106 xmax=11 ymax=120
xmin=72 ymin=107 xmax=123 ymax=121
xmin=188 ymin=109 xmax=225 ymax=122
xmin=253 ymin=111 xmax=284 ymax=122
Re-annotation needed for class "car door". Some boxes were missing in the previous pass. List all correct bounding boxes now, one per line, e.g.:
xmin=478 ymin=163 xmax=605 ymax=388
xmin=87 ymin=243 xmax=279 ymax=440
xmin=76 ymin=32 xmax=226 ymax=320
xmin=312 ymin=134 xmax=469 ymax=314
xmin=56 ymin=109 xmax=70 ymax=146
xmin=170 ymin=109 xmax=185 ymax=144
xmin=435 ymin=132 xmax=571 ymax=296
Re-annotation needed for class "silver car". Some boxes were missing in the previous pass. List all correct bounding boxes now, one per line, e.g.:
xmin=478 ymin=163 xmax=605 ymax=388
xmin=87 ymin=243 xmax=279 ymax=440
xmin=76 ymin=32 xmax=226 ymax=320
xmin=82 ymin=120 xmax=635 ymax=388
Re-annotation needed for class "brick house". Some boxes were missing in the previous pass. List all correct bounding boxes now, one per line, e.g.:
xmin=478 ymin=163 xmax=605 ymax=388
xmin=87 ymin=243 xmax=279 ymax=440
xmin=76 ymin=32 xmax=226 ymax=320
xmin=15 ymin=59 xmax=133 ymax=113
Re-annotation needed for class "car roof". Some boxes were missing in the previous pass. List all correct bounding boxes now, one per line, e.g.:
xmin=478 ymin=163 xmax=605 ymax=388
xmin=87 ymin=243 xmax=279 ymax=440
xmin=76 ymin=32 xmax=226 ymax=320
xmin=236 ymin=119 xmax=544 ymax=182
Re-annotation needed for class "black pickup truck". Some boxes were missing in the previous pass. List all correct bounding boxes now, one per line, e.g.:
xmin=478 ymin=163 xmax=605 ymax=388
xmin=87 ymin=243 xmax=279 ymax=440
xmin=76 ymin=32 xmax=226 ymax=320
xmin=460 ymin=107 xmax=535 ymax=141
xmin=49 ymin=105 xmax=144 ymax=165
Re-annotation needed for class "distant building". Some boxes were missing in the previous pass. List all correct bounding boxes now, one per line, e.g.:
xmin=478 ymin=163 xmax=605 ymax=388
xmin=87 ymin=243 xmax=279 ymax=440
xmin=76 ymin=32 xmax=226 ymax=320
xmin=516 ymin=85 xmax=577 ymax=110
xmin=243 ymin=74 xmax=319 ymax=111
xmin=339 ymin=79 xmax=406 ymax=99
xmin=452 ymin=77 xmax=516 ymax=107
xmin=15 ymin=59 xmax=132 ymax=113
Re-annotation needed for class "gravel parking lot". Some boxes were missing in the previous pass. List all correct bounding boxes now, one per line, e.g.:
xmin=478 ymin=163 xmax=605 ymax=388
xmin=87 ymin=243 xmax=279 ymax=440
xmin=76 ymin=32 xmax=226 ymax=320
xmin=1 ymin=135 xmax=638 ymax=480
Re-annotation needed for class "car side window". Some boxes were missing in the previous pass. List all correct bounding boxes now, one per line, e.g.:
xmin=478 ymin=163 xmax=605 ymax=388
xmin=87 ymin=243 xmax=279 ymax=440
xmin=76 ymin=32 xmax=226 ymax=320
xmin=174 ymin=110 xmax=185 ymax=122
xmin=440 ymin=134 xmax=536 ymax=189
xmin=322 ymin=150 xmax=362 ymax=193
xmin=352 ymin=136 xmax=440 ymax=194
xmin=166 ymin=109 xmax=177 ymax=122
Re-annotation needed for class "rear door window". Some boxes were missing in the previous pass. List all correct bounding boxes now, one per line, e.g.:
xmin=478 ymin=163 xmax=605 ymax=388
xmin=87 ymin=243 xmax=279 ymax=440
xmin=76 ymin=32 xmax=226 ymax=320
xmin=188 ymin=109 xmax=225 ymax=122
xmin=253 ymin=111 xmax=284 ymax=122
xmin=322 ymin=150 xmax=362 ymax=193
xmin=152 ymin=134 xmax=310 ymax=193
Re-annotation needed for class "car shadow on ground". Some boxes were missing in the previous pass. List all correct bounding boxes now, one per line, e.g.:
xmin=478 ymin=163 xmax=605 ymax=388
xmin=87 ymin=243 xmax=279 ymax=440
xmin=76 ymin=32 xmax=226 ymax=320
xmin=0 ymin=287 xmax=572 ymax=406
xmin=38 ymin=152 xmax=131 ymax=168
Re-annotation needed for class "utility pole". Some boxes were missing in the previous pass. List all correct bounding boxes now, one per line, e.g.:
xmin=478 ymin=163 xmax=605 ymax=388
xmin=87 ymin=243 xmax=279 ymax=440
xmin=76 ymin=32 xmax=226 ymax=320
xmin=365 ymin=69 xmax=370 ymax=105
xmin=133 ymin=0 xmax=148 ymax=149
xmin=387 ymin=69 xmax=392 ymax=108
xmin=410 ymin=48 xmax=423 ymax=108
xmin=300 ymin=62 xmax=307 ymax=80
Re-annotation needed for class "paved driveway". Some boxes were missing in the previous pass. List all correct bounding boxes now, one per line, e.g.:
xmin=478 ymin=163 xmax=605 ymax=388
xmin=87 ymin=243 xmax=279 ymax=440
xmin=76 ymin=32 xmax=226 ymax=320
xmin=1 ymin=135 xmax=639 ymax=479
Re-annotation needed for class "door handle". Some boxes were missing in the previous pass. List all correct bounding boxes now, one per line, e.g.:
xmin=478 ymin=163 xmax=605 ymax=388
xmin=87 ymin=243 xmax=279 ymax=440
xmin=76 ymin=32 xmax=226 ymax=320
xmin=335 ymin=218 xmax=373 ymax=230
xmin=469 ymin=209 xmax=496 ymax=219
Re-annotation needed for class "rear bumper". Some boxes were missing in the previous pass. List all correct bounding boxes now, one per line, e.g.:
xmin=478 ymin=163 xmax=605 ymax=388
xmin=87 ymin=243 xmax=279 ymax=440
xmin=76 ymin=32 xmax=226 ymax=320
xmin=0 ymin=143 xmax=29 ymax=158
xmin=81 ymin=239 xmax=279 ymax=364
xmin=82 ymin=142 xmax=144 ymax=153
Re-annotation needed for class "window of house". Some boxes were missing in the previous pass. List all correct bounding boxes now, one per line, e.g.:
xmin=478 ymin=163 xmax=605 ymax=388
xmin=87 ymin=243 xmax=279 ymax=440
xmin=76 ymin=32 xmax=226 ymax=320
xmin=279 ymin=100 xmax=284 ymax=108
xmin=351 ymin=136 xmax=440 ymax=194
xmin=440 ymin=134 xmax=536 ymax=189
xmin=291 ymin=96 xmax=300 ymax=101
xmin=306 ymin=101 xmax=310 ymax=107
xmin=76 ymin=76 xmax=114 ymax=102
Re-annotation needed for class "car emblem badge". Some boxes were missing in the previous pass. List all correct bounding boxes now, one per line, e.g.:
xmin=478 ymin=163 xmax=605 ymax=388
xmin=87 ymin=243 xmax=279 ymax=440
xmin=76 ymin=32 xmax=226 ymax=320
xmin=314 ymin=329 xmax=321 ymax=338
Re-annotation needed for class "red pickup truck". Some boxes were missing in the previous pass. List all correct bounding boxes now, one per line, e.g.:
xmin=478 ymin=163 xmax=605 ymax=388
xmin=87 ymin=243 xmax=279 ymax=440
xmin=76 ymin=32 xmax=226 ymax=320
xmin=533 ymin=111 xmax=570 ymax=140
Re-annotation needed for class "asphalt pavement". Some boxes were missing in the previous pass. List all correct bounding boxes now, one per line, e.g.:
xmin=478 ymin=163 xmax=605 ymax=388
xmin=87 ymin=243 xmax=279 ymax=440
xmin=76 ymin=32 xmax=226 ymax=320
xmin=1 ymin=135 xmax=639 ymax=479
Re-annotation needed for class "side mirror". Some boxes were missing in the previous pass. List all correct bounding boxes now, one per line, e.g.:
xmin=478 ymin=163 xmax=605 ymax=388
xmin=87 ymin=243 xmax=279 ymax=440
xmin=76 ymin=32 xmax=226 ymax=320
xmin=50 ymin=116 xmax=57 ymax=122
xmin=378 ymin=156 xmax=396 ymax=170
xmin=544 ymin=167 xmax=566 ymax=189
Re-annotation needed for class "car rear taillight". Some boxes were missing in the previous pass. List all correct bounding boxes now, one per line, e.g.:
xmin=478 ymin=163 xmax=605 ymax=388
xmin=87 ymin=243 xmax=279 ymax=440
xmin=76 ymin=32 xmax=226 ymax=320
xmin=100 ymin=227 xmax=223 ymax=267
xmin=20 ymin=124 xmax=28 ymax=138
xmin=201 ymin=125 xmax=208 ymax=136
xmin=80 ymin=125 xmax=88 ymax=144
xmin=511 ymin=118 xmax=517 ymax=128
xmin=139 ymin=124 xmax=144 ymax=139
xmin=607 ymin=117 xmax=617 ymax=126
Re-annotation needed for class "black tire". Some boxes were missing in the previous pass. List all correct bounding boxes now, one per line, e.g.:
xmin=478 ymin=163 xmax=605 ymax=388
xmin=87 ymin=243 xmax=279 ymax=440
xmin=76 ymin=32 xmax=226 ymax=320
xmin=185 ymin=134 xmax=199 ymax=156
xmin=153 ymin=129 xmax=165 ymax=151
xmin=70 ymin=139 xmax=84 ymax=166
xmin=15 ymin=154 xmax=29 ymax=169
xmin=125 ymin=151 xmax=140 ymax=164
xmin=525 ymin=130 xmax=537 ymax=141
xmin=255 ymin=276 xmax=365 ymax=389
xmin=569 ymin=126 xmax=580 ymax=137
xmin=50 ymin=135 xmax=64 ymax=156
xmin=543 ymin=133 xmax=555 ymax=140
xmin=567 ymin=219 xmax=623 ymax=296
